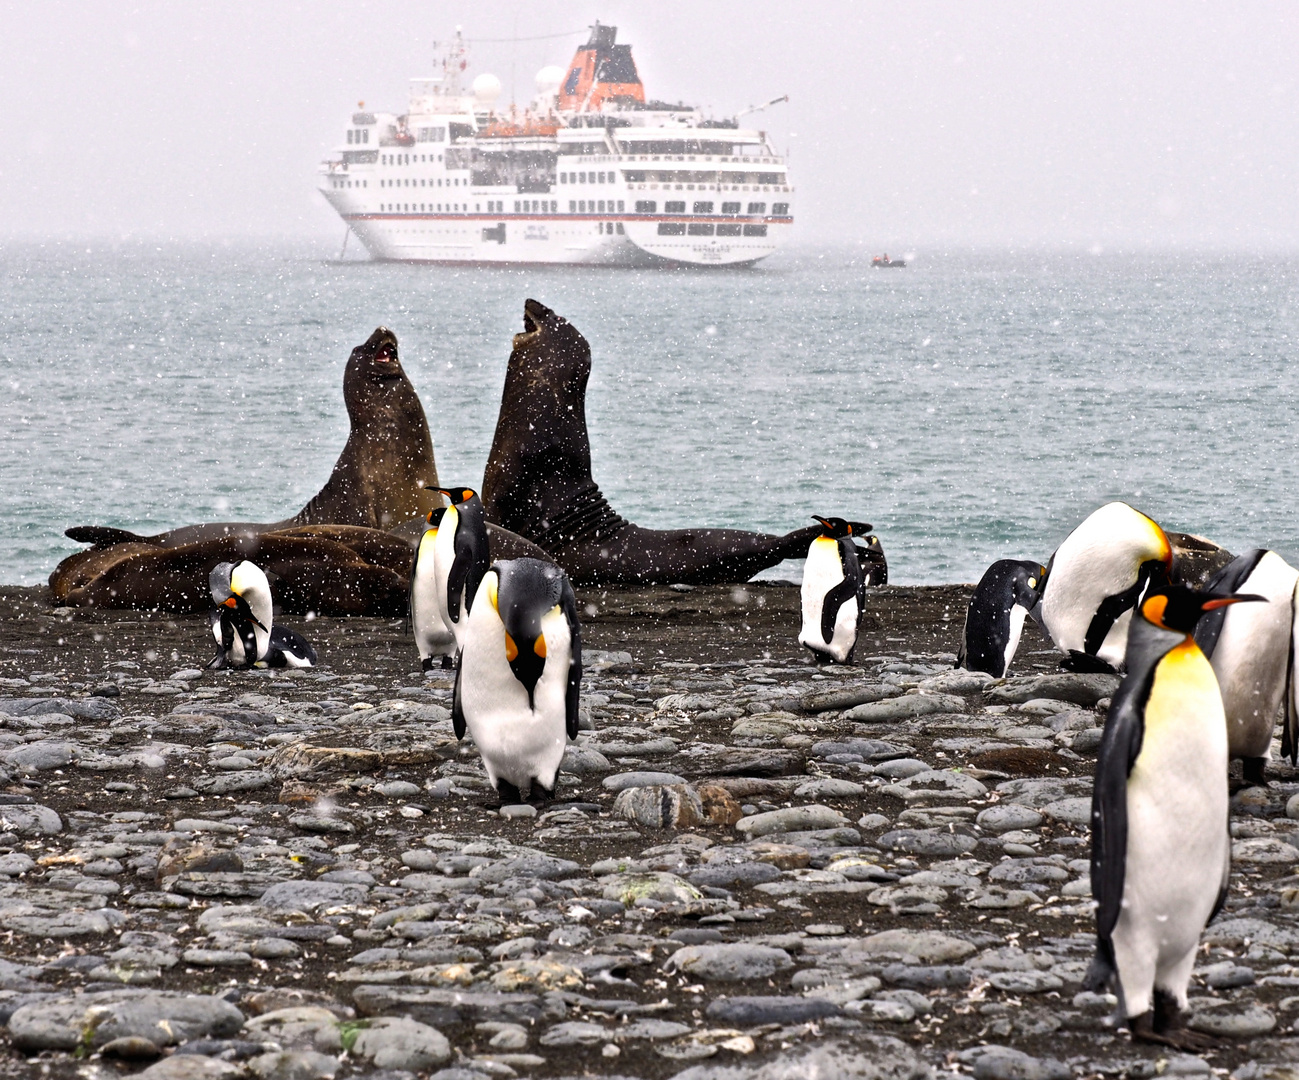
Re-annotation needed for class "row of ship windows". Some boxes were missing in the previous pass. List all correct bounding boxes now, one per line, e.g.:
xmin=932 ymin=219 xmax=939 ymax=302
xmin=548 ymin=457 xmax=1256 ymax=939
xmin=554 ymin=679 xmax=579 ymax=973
xmin=330 ymin=179 xmax=369 ymax=188
xmin=560 ymin=171 xmax=612 ymax=185
xmin=658 ymin=223 xmax=768 ymax=237
xmin=635 ymin=200 xmax=787 ymax=215
xmin=381 ymin=176 xmax=464 ymax=188
xmin=381 ymin=153 xmax=444 ymax=166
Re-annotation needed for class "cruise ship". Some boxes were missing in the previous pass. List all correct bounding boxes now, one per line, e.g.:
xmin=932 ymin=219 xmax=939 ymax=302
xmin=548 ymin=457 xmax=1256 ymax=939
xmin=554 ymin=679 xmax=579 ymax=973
xmin=317 ymin=24 xmax=793 ymax=267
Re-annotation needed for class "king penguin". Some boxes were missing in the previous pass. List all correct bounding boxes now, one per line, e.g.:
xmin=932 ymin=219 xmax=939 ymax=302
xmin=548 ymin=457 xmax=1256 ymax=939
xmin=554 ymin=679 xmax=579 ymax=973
xmin=957 ymin=559 xmax=1047 ymax=678
xmin=433 ymin=487 xmax=490 ymax=650
xmin=1193 ymin=548 xmax=1299 ymax=785
xmin=410 ymin=507 xmax=456 ymax=670
xmin=1087 ymin=583 xmax=1263 ymax=1048
xmin=452 ymin=557 xmax=581 ymax=804
xmin=1039 ymin=502 xmax=1174 ymax=673
xmin=799 ymin=516 xmax=867 ymax=665
xmin=207 ymin=560 xmax=317 ymax=669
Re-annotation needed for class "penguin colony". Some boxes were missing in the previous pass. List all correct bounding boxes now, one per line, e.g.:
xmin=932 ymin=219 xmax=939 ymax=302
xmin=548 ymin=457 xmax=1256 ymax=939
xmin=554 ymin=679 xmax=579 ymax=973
xmin=136 ymin=303 xmax=1295 ymax=1052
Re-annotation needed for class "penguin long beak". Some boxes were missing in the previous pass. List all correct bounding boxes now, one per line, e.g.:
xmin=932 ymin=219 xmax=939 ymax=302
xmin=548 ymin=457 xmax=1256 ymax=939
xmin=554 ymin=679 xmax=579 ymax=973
xmin=1202 ymin=593 xmax=1267 ymax=610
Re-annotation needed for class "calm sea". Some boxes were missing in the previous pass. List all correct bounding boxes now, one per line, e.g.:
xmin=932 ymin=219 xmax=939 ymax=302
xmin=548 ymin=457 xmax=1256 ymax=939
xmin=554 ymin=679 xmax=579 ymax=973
xmin=2 ymin=241 xmax=1296 ymax=588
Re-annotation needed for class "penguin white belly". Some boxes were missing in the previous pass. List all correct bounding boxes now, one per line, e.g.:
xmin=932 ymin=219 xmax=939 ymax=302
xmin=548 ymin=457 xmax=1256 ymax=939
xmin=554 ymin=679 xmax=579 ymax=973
xmin=459 ymin=627 xmax=569 ymax=795
xmin=1211 ymin=554 xmax=1297 ymax=760
xmin=432 ymin=511 xmax=463 ymax=646
xmin=1002 ymin=604 xmax=1029 ymax=676
xmin=799 ymin=539 xmax=855 ymax=662
xmin=412 ymin=538 xmax=455 ymax=660
xmin=1112 ymin=646 xmax=1229 ymax=1016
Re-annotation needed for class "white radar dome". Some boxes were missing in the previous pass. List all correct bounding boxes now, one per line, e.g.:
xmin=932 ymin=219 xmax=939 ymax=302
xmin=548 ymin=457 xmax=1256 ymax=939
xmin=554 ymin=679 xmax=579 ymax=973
xmin=473 ymin=73 xmax=502 ymax=105
xmin=535 ymin=66 xmax=564 ymax=94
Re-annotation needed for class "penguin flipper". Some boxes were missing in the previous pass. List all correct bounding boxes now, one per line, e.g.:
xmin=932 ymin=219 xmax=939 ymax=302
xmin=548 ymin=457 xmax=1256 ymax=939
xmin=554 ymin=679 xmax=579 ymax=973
xmin=559 ymin=575 xmax=583 ymax=741
xmin=1285 ymin=583 xmax=1299 ymax=766
xmin=820 ymin=542 xmax=862 ymax=646
xmin=1083 ymin=558 xmax=1168 ymax=657
xmin=1091 ymin=663 xmax=1154 ymax=961
xmin=1193 ymin=548 xmax=1269 ymax=660
xmin=451 ymin=653 xmax=466 ymax=740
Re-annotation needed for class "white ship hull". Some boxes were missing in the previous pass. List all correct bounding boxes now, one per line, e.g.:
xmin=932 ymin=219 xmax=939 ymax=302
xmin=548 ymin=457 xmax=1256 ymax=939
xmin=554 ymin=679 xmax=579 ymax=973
xmin=331 ymin=207 xmax=787 ymax=266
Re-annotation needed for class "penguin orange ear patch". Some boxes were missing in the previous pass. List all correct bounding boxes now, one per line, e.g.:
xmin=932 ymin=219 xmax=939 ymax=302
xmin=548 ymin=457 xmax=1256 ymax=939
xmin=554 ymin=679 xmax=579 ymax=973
xmin=504 ymin=632 xmax=518 ymax=662
xmin=534 ymin=634 xmax=547 ymax=658
xmin=1141 ymin=594 xmax=1169 ymax=627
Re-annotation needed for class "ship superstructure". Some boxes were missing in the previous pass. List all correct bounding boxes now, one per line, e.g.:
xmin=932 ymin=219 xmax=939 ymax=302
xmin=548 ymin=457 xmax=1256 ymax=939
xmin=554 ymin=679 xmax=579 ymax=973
xmin=318 ymin=24 xmax=792 ymax=266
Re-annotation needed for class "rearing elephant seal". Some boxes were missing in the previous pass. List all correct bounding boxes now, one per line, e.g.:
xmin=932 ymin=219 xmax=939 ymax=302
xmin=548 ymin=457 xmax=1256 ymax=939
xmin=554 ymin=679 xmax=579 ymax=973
xmin=65 ymin=326 xmax=440 ymax=552
xmin=482 ymin=299 xmax=880 ymax=586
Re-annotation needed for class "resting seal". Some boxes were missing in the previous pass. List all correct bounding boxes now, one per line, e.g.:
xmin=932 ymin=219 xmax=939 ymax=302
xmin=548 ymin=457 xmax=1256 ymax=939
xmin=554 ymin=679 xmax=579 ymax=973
xmin=482 ymin=299 xmax=884 ymax=585
xmin=52 ymin=328 xmax=549 ymax=611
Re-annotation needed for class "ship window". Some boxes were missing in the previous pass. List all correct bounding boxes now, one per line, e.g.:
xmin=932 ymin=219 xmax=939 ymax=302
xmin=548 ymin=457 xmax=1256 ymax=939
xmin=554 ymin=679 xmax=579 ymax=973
xmin=688 ymin=223 xmax=715 ymax=236
xmin=759 ymin=173 xmax=779 ymax=185
xmin=716 ymin=223 xmax=742 ymax=236
xmin=773 ymin=203 xmax=789 ymax=215
xmin=579 ymin=172 xmax=586 ymax=183
xmin=617 ymin=200 xmax=624 ymax=211
xmin=721 ymin=202 xmax=741 ymax=214
xmin=657 ymin=223 xmax=686 ymax=235
xmin=693 ymin=201 xmax=714 ymax=214
xmin=513 ymin=201 xmax=519 ymax=212
xmin=616 ymin=222 xmax=625 ymax=234
xmin=635 ymin=200 xmax=656 ymax=213
xmin=363 ymin=130 xmax=368 ymax=143
xmin=665 ymin=200 xmax=685 ymax=213
xmin=747 ymin=202 xmax=766 ymax=214
xmin=597 ymin=200 xmax=605 ymax=212
xmin=570 ymin=201 xmax=576 ymax=212
xmin=347 ymin=131 xmax=354 ymax=144
xmin=743 ymin=224 xmax=768 ymax=237
xmin=598 ymin=172 xmax=606 ymax=183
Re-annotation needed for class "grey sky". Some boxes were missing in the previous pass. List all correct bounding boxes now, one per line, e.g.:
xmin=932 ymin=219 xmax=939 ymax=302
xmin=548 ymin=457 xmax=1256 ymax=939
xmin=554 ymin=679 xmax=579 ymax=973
xmin=3 ymin=2 xmax=1296 ymax=249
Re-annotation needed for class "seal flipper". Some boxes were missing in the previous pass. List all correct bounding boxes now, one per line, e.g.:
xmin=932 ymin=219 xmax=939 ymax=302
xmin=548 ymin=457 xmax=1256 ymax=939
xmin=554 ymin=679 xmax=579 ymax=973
xmin=1088 ymin=659 xmax=1156 ymax=993
xmin=66 ymin=525 xmax=153 ymax=548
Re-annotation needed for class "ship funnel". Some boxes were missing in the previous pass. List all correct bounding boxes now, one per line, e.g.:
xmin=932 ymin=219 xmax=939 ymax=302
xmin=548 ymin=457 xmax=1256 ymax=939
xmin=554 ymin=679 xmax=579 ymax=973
xmin=473 ymin=73 xmax=502 ymax=106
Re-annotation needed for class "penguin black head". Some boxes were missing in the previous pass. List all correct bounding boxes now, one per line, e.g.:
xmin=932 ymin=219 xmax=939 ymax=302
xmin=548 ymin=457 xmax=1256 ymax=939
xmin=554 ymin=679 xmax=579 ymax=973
xmin=208 ymin=561 xmax=268 ymax=631
xmin=1139 ymin=585 xmax=1266 ymax=635
xmin=425 ymin=507 xmax=447 ymax=528
xmin=488 ymin=557 xmax=566 ymax=708
xmin=812 ymin=516 xmax=857 ymax=539
xmin=437 ymin=487 xmax=480 ymax=508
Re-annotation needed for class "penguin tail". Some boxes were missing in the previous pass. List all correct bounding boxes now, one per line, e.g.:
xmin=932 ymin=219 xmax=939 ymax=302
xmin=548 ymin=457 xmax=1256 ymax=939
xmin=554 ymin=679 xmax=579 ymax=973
xmin=206 ymin=648 xmax=228 ymax=671
xmin=1083 ymin=948 xmax=1116 ymax=995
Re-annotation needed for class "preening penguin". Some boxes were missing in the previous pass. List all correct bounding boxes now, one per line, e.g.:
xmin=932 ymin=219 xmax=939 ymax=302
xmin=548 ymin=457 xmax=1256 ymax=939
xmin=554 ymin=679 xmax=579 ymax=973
xmin=410 ymin=508 xmax=456 ymax=671
xmin=1039 ymin=502 xmax=1174 ymax=673
xmin=957 ymin=560 xmax=1047 ymax=678
xmin=1087 ymin=584 xmax=1263 ymax=1048
xmin=799 ymin=516 xmax=867 ymax=664
xmin=207 ymin=561 xmax=317 ymax=669
xmin=1193 ymin=548 xmax=1299 ymax=784
xmin=433 ymin=487 xmax=490 ymax=649
xmin=452 ymin=557 xmax=581 ymax=804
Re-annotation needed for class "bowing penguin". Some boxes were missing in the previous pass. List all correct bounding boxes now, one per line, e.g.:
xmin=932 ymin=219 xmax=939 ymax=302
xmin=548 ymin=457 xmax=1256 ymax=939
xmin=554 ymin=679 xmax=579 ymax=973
xmin=410 ymin=507 xmax=456 ymax=670
xmin=452 ymin=558 xmax=581 ymax=804
xmin=958 ymin=560 xmax=1047 ymax=678
xmin=1087 ymin=583 xmax=1263 ymax=1048
xmin=207 ymin=560 xmax=317 ymax=669
xmin=1193 ymin=548 xmax=1299 ymax=785
xmin=433 ymin=487 xmax=490 ymax=649
xmin=799 ymin=516 xmax=867 ymax=664
xmin=1039 ymin=502 xmax=1174 ymax=673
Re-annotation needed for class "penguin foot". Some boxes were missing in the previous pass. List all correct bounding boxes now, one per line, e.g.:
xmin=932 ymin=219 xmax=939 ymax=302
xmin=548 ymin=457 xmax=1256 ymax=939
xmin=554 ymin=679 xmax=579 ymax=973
xmin=1241 ymin=756 xmax=1268 ymax=786
xmin=441 ymin=654 xmax=454 ymax=670
xmin=1129 ymin=1006 xmax=1221 ymax=1051
xmin=494 ymin=778 xmax=524 ymax=806
xmin=1061 ymin=650 xmax=1119 ymax=675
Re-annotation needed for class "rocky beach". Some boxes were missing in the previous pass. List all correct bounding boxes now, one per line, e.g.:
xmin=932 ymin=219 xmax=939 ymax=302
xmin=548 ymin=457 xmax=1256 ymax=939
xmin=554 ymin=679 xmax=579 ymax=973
xmin=0 ymin=581 xmax=1295 ymax=1080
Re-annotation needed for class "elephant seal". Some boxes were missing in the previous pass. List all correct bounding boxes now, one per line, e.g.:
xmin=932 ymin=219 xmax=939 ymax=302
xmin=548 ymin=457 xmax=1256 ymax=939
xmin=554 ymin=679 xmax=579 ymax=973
xmin=64 ymin=326 xmax=440 ymax=552
xmin=53 ymin=327 xmax=551 ymax=612
xmin=482 ymin=299 xmax=885 ymax=585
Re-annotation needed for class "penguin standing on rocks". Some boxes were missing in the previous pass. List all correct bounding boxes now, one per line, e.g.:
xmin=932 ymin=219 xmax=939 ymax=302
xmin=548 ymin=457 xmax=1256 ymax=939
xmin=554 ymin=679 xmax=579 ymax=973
xmin=1040 ymin=502 xmax=1174 ymax=673
xmin=452 ymin=558 xmax=581 ymax=804
xmin=1193 ymin=548 xmax=1299 ymax=784
xmin=957 ymin=560 xmax=1047 ymax=678
xmin=799 ymin=516 xmax=867 ymax=665
xmin=1087 ymin=583 xmax=1263 ymax=1048
xmin=434 ymin=487 xmax=490 ymax=650
xmin=410 ymin=508 xmax=456 ymax=670
xmin=207 ymin=561 xmax=317 ymax=669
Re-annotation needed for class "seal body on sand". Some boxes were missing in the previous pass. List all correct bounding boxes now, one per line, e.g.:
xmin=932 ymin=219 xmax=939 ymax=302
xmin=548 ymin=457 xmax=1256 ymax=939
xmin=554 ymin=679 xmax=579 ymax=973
xmin=482 ymin=299 xmax=882 ymax=586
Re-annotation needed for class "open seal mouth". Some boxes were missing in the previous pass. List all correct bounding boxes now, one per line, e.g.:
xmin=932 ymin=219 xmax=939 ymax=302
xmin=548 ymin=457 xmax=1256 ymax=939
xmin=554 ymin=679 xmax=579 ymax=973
xmin=514 ymin=298 xmax=555 ymax=347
